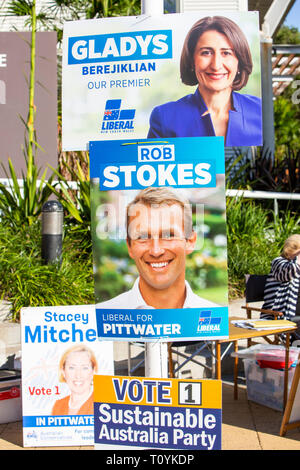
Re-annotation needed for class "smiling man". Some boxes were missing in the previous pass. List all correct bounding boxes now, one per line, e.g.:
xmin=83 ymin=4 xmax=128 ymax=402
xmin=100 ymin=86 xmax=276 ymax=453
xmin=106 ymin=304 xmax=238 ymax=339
xmin=97 ymin=187 xmax=218 ymax=310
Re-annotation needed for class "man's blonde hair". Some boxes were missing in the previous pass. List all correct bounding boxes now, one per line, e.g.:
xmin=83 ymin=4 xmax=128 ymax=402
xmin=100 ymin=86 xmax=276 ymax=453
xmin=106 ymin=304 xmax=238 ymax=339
xmin=282 ymin=234 xmax=300 ymax=260
xmin=126 ymin=187 xmax=193 ymax=242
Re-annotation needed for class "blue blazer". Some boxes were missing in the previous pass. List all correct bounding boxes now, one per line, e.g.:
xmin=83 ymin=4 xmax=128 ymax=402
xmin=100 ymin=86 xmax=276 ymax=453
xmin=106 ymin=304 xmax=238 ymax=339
xmin=147 ymin=88 xmax=263 ymax=147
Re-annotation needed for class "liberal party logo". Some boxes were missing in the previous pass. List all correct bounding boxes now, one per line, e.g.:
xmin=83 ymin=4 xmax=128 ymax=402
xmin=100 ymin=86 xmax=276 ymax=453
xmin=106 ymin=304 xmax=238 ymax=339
xmin=101 ymin=99 xmax=135 ymax=133
xmin=197 ymin=311 xmax=221 ymax=333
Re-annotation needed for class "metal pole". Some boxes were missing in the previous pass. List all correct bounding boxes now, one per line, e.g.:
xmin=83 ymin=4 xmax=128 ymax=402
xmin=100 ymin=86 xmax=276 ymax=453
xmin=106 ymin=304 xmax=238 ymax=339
xmin=140 ymin=0 xmax=169 ymax=380
xmin=260 ymin=30 xmax=275 ymax=161
xmin=145 ymin=342 xmax=168 ymax=378
xmin=141 ymin=0 xmax=164 ymax=15
xmin=41 ymin=200 xmax=64 ymax=265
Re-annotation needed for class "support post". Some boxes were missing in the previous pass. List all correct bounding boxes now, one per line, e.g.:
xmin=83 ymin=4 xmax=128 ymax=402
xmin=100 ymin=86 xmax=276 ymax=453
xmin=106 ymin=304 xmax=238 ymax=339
xmin=140 ymin=0 xmax=168 ymax=380
xmin=260 ymin=28 xmax=275 ymax=161
xmin=145 ymin=342 xmax=168 ymax=378
xmin=141 ymin=0 xmax=164 ymax=15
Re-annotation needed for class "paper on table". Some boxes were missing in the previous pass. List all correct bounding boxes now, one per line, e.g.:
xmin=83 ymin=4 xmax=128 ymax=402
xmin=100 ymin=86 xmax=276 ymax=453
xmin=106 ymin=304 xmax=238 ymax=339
xmin=231 ymin=319 xmax=297 ymax=331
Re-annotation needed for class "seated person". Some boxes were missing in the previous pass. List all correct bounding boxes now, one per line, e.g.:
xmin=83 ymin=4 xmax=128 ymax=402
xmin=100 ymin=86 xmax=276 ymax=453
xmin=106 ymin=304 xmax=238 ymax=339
xmin=262 ymin=235 xmax=300 ymax=324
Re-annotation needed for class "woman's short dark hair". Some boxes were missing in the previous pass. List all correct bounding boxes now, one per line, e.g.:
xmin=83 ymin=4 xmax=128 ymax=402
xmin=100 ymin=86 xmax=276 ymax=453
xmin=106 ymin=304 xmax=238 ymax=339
xmin=180 ymin=16 xmax=253 ymax=91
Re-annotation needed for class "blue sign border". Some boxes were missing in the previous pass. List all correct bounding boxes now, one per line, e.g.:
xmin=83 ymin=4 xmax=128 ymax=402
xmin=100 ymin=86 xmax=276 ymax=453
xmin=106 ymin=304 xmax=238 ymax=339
xmin=96 ymin=306 xmax=229 ymax=342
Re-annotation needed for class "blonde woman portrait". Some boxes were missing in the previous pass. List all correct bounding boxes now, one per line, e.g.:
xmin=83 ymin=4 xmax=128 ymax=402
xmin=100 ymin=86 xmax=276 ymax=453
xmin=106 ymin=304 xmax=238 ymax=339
xmin=52 ymin=345 xmax=98 ymax=416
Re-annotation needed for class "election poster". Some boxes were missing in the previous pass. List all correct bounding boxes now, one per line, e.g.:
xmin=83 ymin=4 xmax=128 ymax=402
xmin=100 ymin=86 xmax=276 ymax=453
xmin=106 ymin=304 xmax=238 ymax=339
xmin=21 ymin=305 xmax=114 ymax=447
xmin=62 ymin=11 xmax=262 ymax=150
xmin=90 ymin=136 xmax=229 ymax=342
xmin=93 ymin=375 xmax=222 ymax=450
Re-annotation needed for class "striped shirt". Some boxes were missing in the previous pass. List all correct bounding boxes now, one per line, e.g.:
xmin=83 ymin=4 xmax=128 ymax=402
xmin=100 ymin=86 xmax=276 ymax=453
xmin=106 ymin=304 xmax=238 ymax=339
xmin=262 ymin=256 xmax=300 ymax=320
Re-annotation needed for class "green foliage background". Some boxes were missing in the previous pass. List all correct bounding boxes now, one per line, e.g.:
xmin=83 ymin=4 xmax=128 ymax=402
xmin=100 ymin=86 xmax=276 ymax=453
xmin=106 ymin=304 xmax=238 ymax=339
xmin=226 ymin=196 xmax=300 ymax=298
xmin=0 ymin=221 xmax=95 ymax=321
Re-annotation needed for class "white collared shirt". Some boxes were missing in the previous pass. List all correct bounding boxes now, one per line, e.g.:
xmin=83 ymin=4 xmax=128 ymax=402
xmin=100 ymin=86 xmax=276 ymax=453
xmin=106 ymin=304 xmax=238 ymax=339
xmin=96 ymin=278 xmax=219 ymax=309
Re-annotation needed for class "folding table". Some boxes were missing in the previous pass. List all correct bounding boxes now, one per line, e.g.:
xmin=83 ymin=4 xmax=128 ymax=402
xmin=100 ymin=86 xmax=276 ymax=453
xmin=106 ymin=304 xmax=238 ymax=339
xmin=214 ymin=316 xmax=297 ymax=408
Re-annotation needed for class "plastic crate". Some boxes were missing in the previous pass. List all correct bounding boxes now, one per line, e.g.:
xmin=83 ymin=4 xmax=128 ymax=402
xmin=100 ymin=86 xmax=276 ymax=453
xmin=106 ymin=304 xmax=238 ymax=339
xmin=243 ymin=359 xmax=295 ymax=411
xmin=0 ymin=369 xmax=22 ymax=423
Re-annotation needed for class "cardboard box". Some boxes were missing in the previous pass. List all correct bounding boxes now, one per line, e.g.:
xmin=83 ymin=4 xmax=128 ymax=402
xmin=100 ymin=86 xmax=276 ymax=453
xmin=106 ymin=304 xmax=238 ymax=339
xmin=243 ymin=359 xmax=295 ymax=411
xmin=0 ymin=369 xmax=22 ymax=423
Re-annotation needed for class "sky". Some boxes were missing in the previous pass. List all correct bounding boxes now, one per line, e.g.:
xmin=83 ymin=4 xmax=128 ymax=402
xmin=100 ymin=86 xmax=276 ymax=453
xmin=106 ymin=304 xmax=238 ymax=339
xmin=284 ymin=0 xmax=300 ymax=29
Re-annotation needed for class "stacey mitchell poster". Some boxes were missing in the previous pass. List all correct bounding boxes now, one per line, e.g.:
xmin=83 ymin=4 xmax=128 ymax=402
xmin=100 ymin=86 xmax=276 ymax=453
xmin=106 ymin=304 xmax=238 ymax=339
xmin=21 ymin=304 xmax=114 ymax=447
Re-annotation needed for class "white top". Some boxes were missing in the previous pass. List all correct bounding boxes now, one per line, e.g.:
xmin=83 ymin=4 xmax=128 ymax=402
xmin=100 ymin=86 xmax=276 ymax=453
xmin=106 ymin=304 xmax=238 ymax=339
xmin=96 ymin=278 xmax=219 ymax=309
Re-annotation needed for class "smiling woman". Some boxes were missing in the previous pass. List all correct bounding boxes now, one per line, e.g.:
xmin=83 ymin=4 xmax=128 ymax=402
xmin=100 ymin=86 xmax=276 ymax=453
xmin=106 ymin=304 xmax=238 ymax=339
xmin=147 ymin=15 xmax=262 ymax=146
xmin=52 ymin=345 xmax=98 ymax=416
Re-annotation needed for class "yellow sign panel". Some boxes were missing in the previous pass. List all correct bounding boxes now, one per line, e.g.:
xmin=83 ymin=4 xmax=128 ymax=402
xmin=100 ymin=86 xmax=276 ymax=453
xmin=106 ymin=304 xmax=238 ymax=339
xmin=93 ymin=375 xmax=222 ymax=450
xmin=94 ymin=375 xmax=221 ymax=408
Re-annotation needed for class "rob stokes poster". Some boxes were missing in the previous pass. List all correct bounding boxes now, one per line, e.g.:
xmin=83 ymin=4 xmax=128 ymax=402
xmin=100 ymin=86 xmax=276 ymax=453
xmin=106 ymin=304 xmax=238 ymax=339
xmin=89 ymin=137 xmax=229 ymax=342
